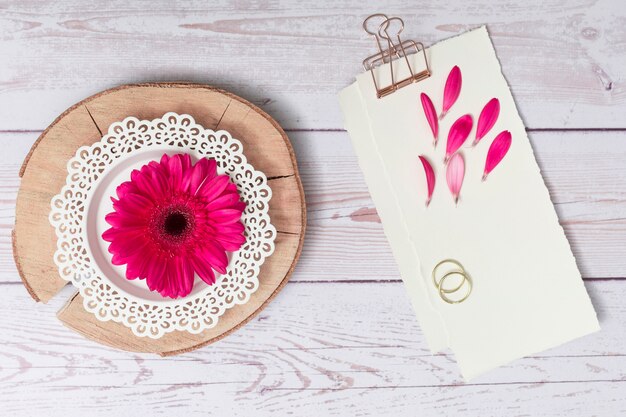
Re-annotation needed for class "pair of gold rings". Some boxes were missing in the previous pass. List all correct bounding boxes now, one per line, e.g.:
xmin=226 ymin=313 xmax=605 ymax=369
xmin=431 ymin=259 xmax=473 ymax=304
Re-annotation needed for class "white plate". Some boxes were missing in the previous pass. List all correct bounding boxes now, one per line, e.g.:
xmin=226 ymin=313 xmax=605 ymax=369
xmin=50 ymin=113 xmax=276 ymax=338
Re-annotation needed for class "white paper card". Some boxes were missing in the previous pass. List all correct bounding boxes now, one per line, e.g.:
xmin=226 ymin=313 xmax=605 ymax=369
xmin=339 ymin=27 xmax=599 ymax=380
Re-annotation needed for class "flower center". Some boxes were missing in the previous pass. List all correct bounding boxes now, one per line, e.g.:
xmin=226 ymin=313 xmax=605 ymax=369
xmin=151 ymin=205 xmax=196 ymax=249
xmin=163 ymin=212 xmax=188 ymax=236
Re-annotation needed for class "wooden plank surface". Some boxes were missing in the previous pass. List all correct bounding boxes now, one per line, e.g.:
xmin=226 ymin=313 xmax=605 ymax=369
xmin=1 ymin=281 xmax=625 ymax=417
xmin=1 ymin=0 xmax=625 ymax=415
xmin=1 ymin=130 xmax=625 ymax=282
xmin=0 ymin=0 xmax=624 ymax=130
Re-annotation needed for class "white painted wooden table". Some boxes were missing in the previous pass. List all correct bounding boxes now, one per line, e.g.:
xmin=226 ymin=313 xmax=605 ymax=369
xmin=1 ymin=1 xmax=625 ymax=415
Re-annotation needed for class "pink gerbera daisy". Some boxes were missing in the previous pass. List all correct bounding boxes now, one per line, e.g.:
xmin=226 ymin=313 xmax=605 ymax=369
xmin=102 ymin=153 xmax=246 ymax=299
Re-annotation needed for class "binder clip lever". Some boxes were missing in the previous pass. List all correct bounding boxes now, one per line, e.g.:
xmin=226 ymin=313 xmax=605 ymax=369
xmin=362 ymin=14 xmax=431 ymax=98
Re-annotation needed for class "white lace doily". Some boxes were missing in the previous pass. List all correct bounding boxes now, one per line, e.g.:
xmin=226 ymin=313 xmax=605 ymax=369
xmin=49 ymin=112 xmax=276 ymax=338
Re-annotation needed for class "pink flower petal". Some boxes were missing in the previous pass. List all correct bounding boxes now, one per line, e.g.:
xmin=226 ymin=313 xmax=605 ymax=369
xmin=418 ymin=155 xmax=435 ymax=207
xmin=441 ymin=65 xmax=462 ymax=119
xmin=446 ymin=153 xmax=465 ymax=204
xmin=209 ymin=209 xmax=246 ymax=225
xmin=224 ymin=183 xmax=238 ymax=194
xmin=198 ymin=241 xmax=229 ymax=274
xmin=188 ymin=160 xmax=207 ymax=194
xmin=151 ymin=166 xmax=169 ymax=196
xmin=181 ymin=154 xmax=192 ymax=171
xmin=104 ymin=213 xmax=124 ymax=228
xmin=196 ymin=175 xmax=230 ymax=201
xmin=207 ymin=159 xmax=218 ymax=177
xmin=168 ymin=154 xmax=183 ymax=189
xmin=180 ymin=257 xmax=195 ymax=295
xmin=145 ymin=257 xmax=166 ymax=293
xmin=215 ymin=222 xmax=245 ymax=235
xmin=107 ymin=232 xmax=147 ymax=258
xmin=176 ymin=155 xmax=192 ymax=192
xmin=420 ymin=93 xmax=438 ymax=146
xmin=111 ymin=252 xmax=126 ymax=266
xmin=474 ymin=98 xmax=500 ymax=146
xmin=445 ymin=114 xmax=473 ymax=163
xmin=164 ymin=260 xmax=181 ymax=298
xmin=191 ymin=255 xmax=216 ymax=285
xmin=125 ymin=249 xmax=150 ymax=280
xmin=215 ymin=234 xmax=246 ymax=251
xmin=483 ymin=130 xmax=512 ymax=180
xmin=115 ymin=193 xmax=154 ymax=216
xmin=115 ymin=181 xmax=135 ymax=199
xmin=204 ymin=193 xmax=241 ymax=212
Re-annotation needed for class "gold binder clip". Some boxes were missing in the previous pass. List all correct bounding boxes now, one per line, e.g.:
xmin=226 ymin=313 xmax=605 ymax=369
xmin=362 ymin=14 xmax=431 ymax=98
xmin=362 ymin=14 xmax=390 ymax=60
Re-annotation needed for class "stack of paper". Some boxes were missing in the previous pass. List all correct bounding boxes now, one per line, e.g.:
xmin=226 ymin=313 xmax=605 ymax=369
xmin=339 ymin=26 xmax=599 ymax=380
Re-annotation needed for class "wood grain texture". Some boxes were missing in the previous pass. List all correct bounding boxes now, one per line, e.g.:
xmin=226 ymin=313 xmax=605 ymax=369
xmin=13 ymin=107 xmax=102 ymax=301
xmin=12 ymin=84 xmax=306 ymax=354
xmin=2 ymin=129 xmax=625 ymax=283
xmin=1 ymin=1 xmax=625 ymax=414
xmin=0 ymin=0 xmax=624 ymax=130
xmin=58 ymin=231 xmax=301 ymax=355
xmin=0 ymin=281 xmax=625 ymax=416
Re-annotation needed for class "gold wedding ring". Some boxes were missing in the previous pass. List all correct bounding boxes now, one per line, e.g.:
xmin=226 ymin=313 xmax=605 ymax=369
xmin=431 ymin=259 xmax=473 ymax=304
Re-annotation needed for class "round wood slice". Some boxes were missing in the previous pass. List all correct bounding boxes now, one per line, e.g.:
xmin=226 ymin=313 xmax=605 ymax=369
xmin=13 ymin=83 xmax=306 ymax=355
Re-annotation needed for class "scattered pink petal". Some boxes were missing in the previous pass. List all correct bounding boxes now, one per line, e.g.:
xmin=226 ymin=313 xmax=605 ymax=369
xmin=441 ymin=65 xmax=462 ymax=119
xmin=446 ymin=153 xmax=465 ymax=204
xmin=445 ymin=114 xmax=473 ymax=163
xmin=483 ymin=130 xmax=512 ymax=180
xmin=420 ymin=93 xmax=438 ymax=146
xmin=418 ymin=155 xmax=435 ymax=206
xmin=474 ymin=98 xmax=500 ymax=146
